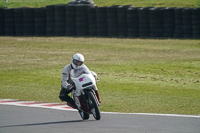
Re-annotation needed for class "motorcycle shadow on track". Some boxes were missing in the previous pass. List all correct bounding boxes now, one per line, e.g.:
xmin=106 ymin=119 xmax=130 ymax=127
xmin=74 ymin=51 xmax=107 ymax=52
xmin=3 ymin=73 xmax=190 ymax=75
xmin=0 ymin=120 xmax=94 ymax=128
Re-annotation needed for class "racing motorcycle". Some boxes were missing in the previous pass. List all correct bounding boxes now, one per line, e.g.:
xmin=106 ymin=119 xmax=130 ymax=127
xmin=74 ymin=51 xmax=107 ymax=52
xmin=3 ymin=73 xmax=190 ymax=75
xmin=69 ymin=73 xmax=101 ymax=120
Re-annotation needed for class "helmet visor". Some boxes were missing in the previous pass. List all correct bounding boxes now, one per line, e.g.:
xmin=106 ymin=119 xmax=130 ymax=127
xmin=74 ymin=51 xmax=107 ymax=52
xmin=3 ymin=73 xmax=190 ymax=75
xmin=73 ymin=59 xmax=83 ymax=66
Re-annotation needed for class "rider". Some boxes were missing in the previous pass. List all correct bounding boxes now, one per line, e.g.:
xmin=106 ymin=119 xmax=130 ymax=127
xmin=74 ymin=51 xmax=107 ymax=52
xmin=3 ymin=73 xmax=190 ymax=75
xmin=59 ymin=53 xmax=100 ymax=109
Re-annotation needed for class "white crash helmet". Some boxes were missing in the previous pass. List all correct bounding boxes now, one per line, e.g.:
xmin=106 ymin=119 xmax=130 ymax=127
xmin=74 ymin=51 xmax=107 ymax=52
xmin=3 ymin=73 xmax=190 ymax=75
xmin=71 ymin=53 xmax=85 ymax=69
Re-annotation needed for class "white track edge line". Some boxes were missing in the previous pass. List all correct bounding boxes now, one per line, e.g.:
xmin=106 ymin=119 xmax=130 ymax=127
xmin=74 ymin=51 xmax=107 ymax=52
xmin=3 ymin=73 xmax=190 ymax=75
xmin=0 ymin=99 xmax=200 ymax=118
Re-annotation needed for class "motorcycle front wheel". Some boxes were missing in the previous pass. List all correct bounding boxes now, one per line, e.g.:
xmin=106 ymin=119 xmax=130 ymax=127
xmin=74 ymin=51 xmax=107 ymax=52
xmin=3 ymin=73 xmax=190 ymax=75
xmin=87 ymin=91 xmax=101 ymax=120
xmin=78 ymin=110 xmax=90 ymax=120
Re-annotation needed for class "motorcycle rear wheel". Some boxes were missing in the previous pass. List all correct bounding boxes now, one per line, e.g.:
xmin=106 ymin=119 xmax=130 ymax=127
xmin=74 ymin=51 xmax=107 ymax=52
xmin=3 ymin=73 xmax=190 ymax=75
xmin=87 ymin=91 xmax=101 ymax=120
xmin=78 ymin=110 xmax=90 ymax=120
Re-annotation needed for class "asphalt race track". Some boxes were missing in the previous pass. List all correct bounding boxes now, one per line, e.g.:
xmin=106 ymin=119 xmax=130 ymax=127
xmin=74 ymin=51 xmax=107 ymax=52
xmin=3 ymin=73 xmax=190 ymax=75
xmin=0 ymin=105 xmax=200 ymax=133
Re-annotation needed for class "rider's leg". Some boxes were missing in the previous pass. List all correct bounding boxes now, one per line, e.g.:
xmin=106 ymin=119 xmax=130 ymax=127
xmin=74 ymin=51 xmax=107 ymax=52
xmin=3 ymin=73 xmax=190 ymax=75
xmin=59 ymin=87 xmax=77 ymax=109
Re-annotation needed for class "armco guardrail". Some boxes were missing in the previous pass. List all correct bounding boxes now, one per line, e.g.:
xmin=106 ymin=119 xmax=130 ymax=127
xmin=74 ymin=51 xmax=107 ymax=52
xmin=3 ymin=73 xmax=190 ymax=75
xmin=0 ymin=5 xmax=200 ymax=38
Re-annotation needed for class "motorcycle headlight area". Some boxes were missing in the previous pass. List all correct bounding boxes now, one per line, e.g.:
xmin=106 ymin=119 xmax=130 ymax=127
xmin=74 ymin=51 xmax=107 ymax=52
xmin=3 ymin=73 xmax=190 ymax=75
xmin=82 ymin=82 xmax=93 ymax=87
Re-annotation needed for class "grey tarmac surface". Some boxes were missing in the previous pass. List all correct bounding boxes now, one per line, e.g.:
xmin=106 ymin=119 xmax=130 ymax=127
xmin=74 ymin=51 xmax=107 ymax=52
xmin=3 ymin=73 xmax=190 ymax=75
xmin=0 ymin=104 xmax=200 ymax=133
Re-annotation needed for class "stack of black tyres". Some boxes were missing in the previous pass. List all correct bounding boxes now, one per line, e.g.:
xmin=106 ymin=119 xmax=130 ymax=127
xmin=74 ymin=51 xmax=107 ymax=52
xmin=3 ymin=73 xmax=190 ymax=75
xmin=127 ymin=7 xmax=139 ymax=37
xmin=0 ymin=6 xmax=200 ymax=39
xmin=0 ymin=8 xmax=5 ymax=36
xmin=96 ymin=7 xmax=108 ymax=37
xmin=182 ymin=8 xmax=193 ymax=38
xmin=138 ymin=7 xmax=150 ymax=37
xmin=4 ymin=8 xmax=15 ymax=36
xmin=14 ymin=8 xmax=24 ymax=36
xmin=107 ymin=6 xmax=119 ymax=37
xmin=23 ymin=8 xmax=34 ymax=36
xmin=174 ymin=8 xmax=183 ymax=38
xmin=192 ymin=8 xmax=200 ymax=38
xmin=117 ymin=6 xmax=131 ymax=37
xmin=76 ymin=5 xmax=89 ymax=36
xmin=66 ymin=5 xmax=76 ymax=36
xmin=163 ymin=8 xmax=175 ymax=38
xmin=149 ymin=8 xmax=163 ymax=37
xmin=88 ymin=6 xmax=97 ymax=36
xmin=46 ymin=5 xmax=55 ymax=36
xmin=55 ymin=4 xmax=66 ymax=36
xmin=34 ymin=8 xmax=46 ymax=36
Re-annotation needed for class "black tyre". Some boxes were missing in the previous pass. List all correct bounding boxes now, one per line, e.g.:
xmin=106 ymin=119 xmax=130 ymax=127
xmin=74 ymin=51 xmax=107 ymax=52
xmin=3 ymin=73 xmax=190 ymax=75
xmin=87 ymin=91 xmax=101 ymax=120
xmin=0 ymin=8 xmax=5 ymax=35
xmin=78 ymin=110 xmax=90 ymax=120
xmin=46 ymin=5 xmax=55 ymax=36
xmin=88 ymin=7 xmax=97 ymax=36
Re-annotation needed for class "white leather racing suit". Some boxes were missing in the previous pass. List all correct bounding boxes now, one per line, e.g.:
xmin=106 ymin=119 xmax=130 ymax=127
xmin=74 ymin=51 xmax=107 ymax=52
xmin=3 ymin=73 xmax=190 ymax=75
xmin=61 ymin=64 xmax=91 ymax=89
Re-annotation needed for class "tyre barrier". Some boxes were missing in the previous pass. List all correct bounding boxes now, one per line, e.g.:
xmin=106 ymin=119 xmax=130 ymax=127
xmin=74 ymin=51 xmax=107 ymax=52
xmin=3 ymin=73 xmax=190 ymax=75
xmin=174 ymin=8 xmax=183 ymax=38
xmin=46 ymin=5 xmax=55 ymax=36
xmin=118 ymin=5 xmax=132 ymax=37
xmin=127 ymin=7 xmax=139 ymax=37
xmin=163 ymin=8 xmax=175 ymax=37
xmin=149 ymin=8 xmax=164 ymax=37
xmin=76 ymin=5 xmax=89 ymax=36
xmin=55 ymin=4 xmax=66 ymax=36
xmin=14 ymin=8 xmax=24 ymax=36
xmin=182 ymin=8 xmax=193 ymax=38
xmin=34 ymin=7 xmax=46 ymax=36
xmin=88 ymin=6 xmax=97 ymax=36
xmin=192 ymin=8 xmax=200 ymax=38
xmin=66 ymin=5 xmax=76 ymax=36
xmin=107 ymin=6 xmax=119 ymax=37
xmin=0 ymin=8 xmax=6 ymax=36
xmin=138 ymin=7 xmax=151 ymax=37
xmin=4 ymin=8 xmax=15 ymax=36
xmin=23 ymin=8 xmax=34 ymax=36
xmin=96 ymin=7 xmax=108 ymax=37
xmin=0 ymin=5 xmax=200 ymax=38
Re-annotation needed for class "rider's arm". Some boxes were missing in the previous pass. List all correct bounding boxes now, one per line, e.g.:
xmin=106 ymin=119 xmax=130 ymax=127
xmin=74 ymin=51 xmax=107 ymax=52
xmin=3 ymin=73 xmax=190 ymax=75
xmin=82 ymin=64 xmax=91 ymax=74
xmin=61 ymin=64 xmax=72 ymax=89
xmin=91 ymin=71 xmax=98 ymax=81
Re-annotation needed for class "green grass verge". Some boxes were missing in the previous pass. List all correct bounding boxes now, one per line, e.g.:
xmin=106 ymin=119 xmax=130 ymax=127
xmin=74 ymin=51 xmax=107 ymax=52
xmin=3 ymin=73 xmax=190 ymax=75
xmin=0 ymin=37 xmax=200 ymax=115
xmin=1 ymin=0 xmax=200 ymax=8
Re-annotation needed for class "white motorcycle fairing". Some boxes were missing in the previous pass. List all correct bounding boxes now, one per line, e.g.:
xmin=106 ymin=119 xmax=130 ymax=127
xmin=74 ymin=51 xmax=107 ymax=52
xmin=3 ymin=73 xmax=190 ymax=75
xmin=71 ymin=73 xmax=100 ymax=109
xmin=71 ymin=73 xmax=98 ymax=97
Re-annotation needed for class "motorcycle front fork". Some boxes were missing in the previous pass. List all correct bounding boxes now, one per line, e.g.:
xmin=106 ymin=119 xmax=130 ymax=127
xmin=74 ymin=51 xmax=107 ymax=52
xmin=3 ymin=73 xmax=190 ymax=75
xmin=95 ymin=90 xmax=101 ymax=103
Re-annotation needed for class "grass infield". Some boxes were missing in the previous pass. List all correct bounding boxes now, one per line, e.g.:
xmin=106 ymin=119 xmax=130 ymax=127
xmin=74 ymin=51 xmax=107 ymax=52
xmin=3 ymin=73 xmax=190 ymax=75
xmin=0 ymin=37 xmax=200 ymax=115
